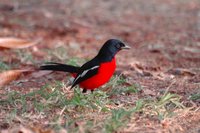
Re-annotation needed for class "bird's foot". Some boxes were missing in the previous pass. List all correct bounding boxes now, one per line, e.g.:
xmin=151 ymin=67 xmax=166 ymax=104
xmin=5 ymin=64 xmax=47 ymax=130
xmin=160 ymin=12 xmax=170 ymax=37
xmin=82 ymin=88 xmax=87 ymax=93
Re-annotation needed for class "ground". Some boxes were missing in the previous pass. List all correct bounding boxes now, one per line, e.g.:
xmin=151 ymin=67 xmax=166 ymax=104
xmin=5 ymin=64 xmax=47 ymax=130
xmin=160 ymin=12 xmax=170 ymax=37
xmin=0 ymin=0 xmax=200 ymax=133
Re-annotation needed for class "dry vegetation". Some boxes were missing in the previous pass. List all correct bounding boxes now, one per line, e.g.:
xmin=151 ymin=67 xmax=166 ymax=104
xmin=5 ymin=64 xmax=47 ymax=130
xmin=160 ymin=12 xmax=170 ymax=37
xmin=0 ymin=0 xmax=200 ymax=133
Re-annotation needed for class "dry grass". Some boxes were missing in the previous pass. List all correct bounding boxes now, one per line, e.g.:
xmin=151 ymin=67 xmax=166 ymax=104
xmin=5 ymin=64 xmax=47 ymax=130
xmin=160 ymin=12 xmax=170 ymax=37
xmin=1 ymin=75 xmax=199 ymax=133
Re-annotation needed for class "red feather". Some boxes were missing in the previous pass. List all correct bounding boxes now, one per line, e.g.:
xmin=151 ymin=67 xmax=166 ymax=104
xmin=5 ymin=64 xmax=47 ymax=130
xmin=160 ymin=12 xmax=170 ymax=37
xmin=74 ymin=58 xmax=116 ymax=90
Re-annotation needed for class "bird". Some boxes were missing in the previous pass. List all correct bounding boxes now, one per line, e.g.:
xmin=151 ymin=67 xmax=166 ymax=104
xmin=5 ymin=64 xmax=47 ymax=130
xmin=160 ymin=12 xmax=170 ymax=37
xmin=40 ymin=39 xmax=130 ymax=93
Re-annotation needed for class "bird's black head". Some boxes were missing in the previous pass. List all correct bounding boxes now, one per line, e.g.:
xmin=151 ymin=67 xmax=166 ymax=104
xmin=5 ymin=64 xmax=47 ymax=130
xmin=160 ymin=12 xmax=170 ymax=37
xmin=97 ymin=39 xmax=130 ymax=62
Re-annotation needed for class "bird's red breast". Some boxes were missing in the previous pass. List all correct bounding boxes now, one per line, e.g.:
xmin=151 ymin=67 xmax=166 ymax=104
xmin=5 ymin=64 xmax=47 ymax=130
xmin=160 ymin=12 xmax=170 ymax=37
xmin=72 ymin=58 xmax=116 ymax=90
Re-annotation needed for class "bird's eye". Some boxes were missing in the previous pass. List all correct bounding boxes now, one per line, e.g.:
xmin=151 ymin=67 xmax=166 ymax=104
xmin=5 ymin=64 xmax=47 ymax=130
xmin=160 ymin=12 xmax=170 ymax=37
xmin=116 ymin=43 xmax=121 ymax=49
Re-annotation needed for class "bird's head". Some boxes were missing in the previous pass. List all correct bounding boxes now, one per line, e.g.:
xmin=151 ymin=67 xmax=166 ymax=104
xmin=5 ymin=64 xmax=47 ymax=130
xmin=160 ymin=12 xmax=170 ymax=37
xmin=97 ymin=39 xmax=130 ymax=61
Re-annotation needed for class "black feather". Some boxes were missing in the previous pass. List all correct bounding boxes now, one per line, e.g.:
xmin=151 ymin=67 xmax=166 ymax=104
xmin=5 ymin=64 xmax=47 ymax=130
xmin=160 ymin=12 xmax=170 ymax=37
xmin=40 ymin=62 xmax=80 ymax=73
xmin=70 ymin=57 xmax=100 ymax=89
xmin=71 ymin=66 xmax=99 ymax=89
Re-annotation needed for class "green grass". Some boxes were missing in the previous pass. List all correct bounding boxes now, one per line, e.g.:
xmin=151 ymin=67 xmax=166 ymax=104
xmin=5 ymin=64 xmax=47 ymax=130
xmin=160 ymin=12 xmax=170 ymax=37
xmin=14 ymin=49 xmax=34 ymax=64
xmin=67 ymin=57 xmax=86 ymax=67
xmin=48 ymin=46 xmax=69 ymax=61
xmin=0 ymin=61 xmax=10 ymax=71
xmin=142 ymin=92 xmax=185 ymax=120
xmin=0 ymin=50 xmax=34 ymax=72
xmin=0 ymin=81 xmax=111 ymax=130
xmin=0 ymin=83 xmax=110 ymax=113
xmin=104 ymin=100 xmax=144 ymax=133
xmin=189 ymin=92 xmax=200 ymax=101
xmin=42 ymin=46 xmax=86 ymax=67
xmin=40 ymin=46 xmax=68 ymax=63
xmin=0 ymin=76 xmax=186 ymax=132
xmin=70 ymin=88 xmax=111 ymax=112
xmin=103 ymin=92 xmax=185 ymax=132
xmin=105 ymin=75 xmax=141 ymax=96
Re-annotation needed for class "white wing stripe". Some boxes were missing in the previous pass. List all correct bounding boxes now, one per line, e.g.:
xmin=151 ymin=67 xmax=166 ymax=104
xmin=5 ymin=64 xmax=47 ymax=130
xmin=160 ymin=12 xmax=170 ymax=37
xmin=80 ymin=65 xmax=99 ymax=77
xmin=72 ymin=65 xmax=99 ymax=85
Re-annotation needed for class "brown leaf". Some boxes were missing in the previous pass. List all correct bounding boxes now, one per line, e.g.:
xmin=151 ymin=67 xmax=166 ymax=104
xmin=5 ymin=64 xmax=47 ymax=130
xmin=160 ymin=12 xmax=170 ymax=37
xmin=1 ymin=125 xmax=54 ymax=133
xmin=130 ymin=62 xmax=144 ymax=73
xmin=0 ymin=37 xmax=39 ymax=49
xmin=168 ymin=68 xmax=196 ymax=77
xmin=31 ymin=126 xmax=55 ymax=133
xmin=130 ymin=62 xmax=153 ymax=77
xmin=1 ymin=125 xmax=33 ymax=133
xmin=0 ymin=69 xmax=31 ymax=87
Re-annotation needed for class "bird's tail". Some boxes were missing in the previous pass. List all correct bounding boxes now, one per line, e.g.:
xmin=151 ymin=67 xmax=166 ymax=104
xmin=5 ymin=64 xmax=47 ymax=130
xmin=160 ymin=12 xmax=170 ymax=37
xmin=39 ymin=62 xmax=80 ymax=73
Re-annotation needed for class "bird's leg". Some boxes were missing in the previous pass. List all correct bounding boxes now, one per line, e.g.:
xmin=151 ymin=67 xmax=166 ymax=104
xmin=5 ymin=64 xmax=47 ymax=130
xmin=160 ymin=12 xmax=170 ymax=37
xmin=82 ymin=88 xmax=87 ymax=93
xmin=91 ymin=90 xmax=94 ymax=93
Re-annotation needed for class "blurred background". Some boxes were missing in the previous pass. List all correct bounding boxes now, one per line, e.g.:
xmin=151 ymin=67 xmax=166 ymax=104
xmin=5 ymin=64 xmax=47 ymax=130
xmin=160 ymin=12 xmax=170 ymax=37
xmin=0 ymin=0 xmax=200 ymax=132
xmin=0 ymin=0 xmax=200 ymax=65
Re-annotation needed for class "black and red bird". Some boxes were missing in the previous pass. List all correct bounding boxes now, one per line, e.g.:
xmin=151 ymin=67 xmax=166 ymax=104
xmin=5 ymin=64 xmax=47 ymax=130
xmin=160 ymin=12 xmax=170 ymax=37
xmin=40 ymin=39 xmax=130 ymax=93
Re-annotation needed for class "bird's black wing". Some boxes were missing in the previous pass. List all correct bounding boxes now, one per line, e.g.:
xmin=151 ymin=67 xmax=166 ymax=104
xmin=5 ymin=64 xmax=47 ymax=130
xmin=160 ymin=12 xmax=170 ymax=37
xmin=40 ymin=62 xmax=80 ymax=73
xmin=71 ymin=57 xmax=100 ymax=89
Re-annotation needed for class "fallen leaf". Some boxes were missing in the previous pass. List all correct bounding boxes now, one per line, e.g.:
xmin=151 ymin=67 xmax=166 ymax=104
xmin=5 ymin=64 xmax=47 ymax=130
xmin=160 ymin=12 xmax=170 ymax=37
xmin=0 ymin=37 xmax=39 ymax=49
xmin=167 ymin=68 xmax=196 ymax=77
xmin=0 ymin=69 xmax=31 ymax=87
xmin=1 ymin=125 xmax=55 ymax=133
xmin=130 ymin=62 xmax=144 ymax=74
xmin=1 ymin=125 xmax=33 ymax=133
xmin=31 ymin=126 xmax=55 ymax=133
xmin=130 ymin=62 xmax=153 ymax=76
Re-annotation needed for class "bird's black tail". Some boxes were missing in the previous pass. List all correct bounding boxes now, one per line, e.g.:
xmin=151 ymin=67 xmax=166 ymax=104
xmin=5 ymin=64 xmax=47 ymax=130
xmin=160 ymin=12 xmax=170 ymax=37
xmin=40 ymin=62 xmax=80 ymax=73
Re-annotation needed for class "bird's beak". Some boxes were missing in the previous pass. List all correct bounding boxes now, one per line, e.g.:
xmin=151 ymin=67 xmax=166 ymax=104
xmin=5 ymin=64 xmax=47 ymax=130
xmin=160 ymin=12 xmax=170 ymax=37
xmin=121 ymin=44 xmax=131 ymax=49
